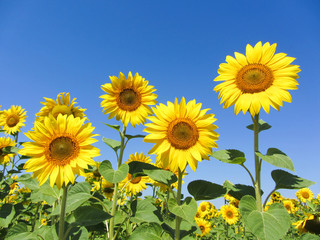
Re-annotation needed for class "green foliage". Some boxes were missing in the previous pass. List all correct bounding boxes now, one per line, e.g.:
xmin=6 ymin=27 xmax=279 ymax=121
xmin=224 ymin=181 xmax=258 ymax=199
xmin=103 ymin=123 xmax=121 ymax=132
xmin=256 ymin=148 xmax=295 ymax=172
xmin=125 ymin=134 xmax=146 ymax=140
xmin=99 ymin=160 xmax=129 ymax=183
xmin=211 ymin=149 xmax=246 ymax=164
xmin=128 ymin=160 xmax=158 ymax=177
xmin=17 ymin=174 xmax=40 ymax=191
xmin=271 ymin=170 xmax=315 ymax=190
xmin=246 ymin=119 xmax=272 ymax=133
xmin=102 ymin=137 xmax=121 ymax=152
xmin=144 ymin=168 xmax=177 ymax=186
xmin=128 ymin=222 xmax=163 ymax=240
xmin=168 ymin=197 xmax=197 ymax=224
xmin=188 ymin=180 xmax=227 ymax=200
xmin=73 ymin=206 xmax=112 ymax=227
xmin=0 ymin=204 xmax=15 ymax=228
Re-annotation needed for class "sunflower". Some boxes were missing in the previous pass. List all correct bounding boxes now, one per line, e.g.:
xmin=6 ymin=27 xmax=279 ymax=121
xmin=293 ymin=214 xmax=320 ymax=235
xmin=0 ymin=105 xmax=27 ymax=135
xmin=282 ymin=199 xmax=297 ymax=214
xmin=119 ymin=152 xmax=152 ymax=196
xmin=270 ymin=191 xmax=284 ymax=203
xmin=196 ymin=218 xmax=211 ymax=237
xmin=0 ymin=137 xmax=16 ymax=165
xmin=19 ymin=114 xmax=100 ymax=189
xmin=101 ymin=178 xmax=115 ymax=200
xmin=296 ymin=188 xmax=314 ymax=203
xmin=100 ymin=72 xmax=157 ymax=127
xmin=220 ymin=204 xmax=239 ymax=225
xmin=41 ymin=218 xmax=48 ymax=226
xmin=213 ymin=42 xmax=300 ymax=116
xmin=144 ymin=97 xmax=219 ymax=172
xmin=199 ymin=201 xmax=211 ymax=214
xmin=36 ymin=92 xmax=86 ymax=122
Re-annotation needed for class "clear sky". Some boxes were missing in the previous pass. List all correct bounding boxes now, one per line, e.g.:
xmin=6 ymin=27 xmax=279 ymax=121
xmin=1 ymin=0 xmax=319 ymax=207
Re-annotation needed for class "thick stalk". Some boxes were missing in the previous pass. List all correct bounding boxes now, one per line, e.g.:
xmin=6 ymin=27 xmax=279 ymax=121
xmin=109 ymin=126 xmax=126 ymax=240
xmin=59 ymin=185 xmax=68 ymax=240
xmin=253 ymin=114 xmax=262 ymax=211
xmin=175 ymin=168 xmax=183 ymax=240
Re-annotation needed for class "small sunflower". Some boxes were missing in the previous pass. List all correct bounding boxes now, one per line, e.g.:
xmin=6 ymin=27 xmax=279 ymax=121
xmin=144 ymin=97 xmax=219 ymax=172
xmin=19 ymin=114 xmax=100 ymax=189
xmin=220 ymin=204 xmax=239 ymax=225
xmin=199 ymin=201 xmax=211 ymax=214
xmin=41 ymin=218 xmax=48 ymax=226
xmin=0 ymin=105 xmax=27 ymax=135
xmin=213 ymin=42 xmax=300 ymax=116
xmin=196 ymin=219 xmax=211 ymax=237
xmin=36 ymin=92 xmax=86 ymax=122
xmin=282 ymin=199 xmax=297 ymax=214
xmin=101 ymin=178 xmax=114 ymax=200
xmin=293 ymin=214 xmax=320 ymax=235
xmin=0 ymin=137 xmax=16 ymax=165
xmin=270 ymin=191 xmax=284 ymax=203
xmin=296 ymin=188 xmax=314 ymax=203
xmin=100 ymin=72 xmax=157 ymax=127
xmin=119 ymin=152 xmax=151 ymax=196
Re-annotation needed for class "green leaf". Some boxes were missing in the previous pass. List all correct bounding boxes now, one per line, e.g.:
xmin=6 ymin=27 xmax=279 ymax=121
xmin=128 ymin=223 xmax=162 ymax=240
xmin=128 ymin=161 xmax=158 ymax=177
xmin=99 ymin=160 xmax=129 ymax=183
xmin=73 ymin=206 xmax=112 ymax=226
xmin=246 ymin=119 xmax=272 ymax=133
xmin=6 ymin=222 xmax=28 ymax=239
xmin=2 ymin=146 xmax=19 ymax=154
xmin=271 ymin=170 xmax=316 ymax=190
xmin=125 ymin=134 xmax=146 ymax=140
xmin=256 ymin=148 xmax=295 ymax=172
xmin=188 ymin=180 xmax=227 ymax=200
xmin=103 ymin=123 xmax=121 ymax=132
xmin=102 ymin=137 xmax=121 ymax=152
xmin=39 ymin=181 xmax=61 ymax=199
xmin=211 ymin=149 xmax=246 ymax=164
xmin=68 ymin=182 xmax=91 ymax=195
xmin=0 ymin=204 xmax=15 ymax=228
xmin=300 ymin=233 xmax=320 ymax=240
xmin=168 ymin=197 xmax=197 ymax=224
xmin=63 ymin=193 xmax=91 ymax=215
xmin=224 ymin=181 xmax=259 ymax=200
xmin=239 ymin=195 xmax=257 ymax=220
xmin=17 ymin=174 xmax=40 ymax=191
xmin=245 ymin=203 xmax=291 ymax=240
xmin=143 ymin=169 xmax=177 ymax=186
xmin=131 ymin=199 xmax=161 ymax=224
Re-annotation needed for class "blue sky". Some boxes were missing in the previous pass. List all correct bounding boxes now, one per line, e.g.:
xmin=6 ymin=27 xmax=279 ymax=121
xmin=1 ymin=0 xmax=319 ymax=206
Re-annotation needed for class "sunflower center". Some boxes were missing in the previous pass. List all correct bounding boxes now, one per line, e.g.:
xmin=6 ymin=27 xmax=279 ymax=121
xmin=128 ymin=174 xmax=142 ymax=184
xmin=103 ymin=188 xmax=114 ymax=194
xmin=48 ymin=136 xmax=78 ymax=165
xmin=302 ymin=192 xmax=309 ymax=199
xmin=52 ymin=105 xmax=73 ymax=118
xmin=201 ymin=205 xmax=207 ymax=212
xmin=117 ymin=88 xmax=141 ymax=111
xmin=285 ymin=204 xmax=291 ymax=210
xmin=6 ymin=115 xmax=19 ymax=127
xmin=167 ymin=118 xmax=199 ymax=149
xmin=226 ymin=211 xmax=233 ymax=218
xmin=200 ymin=226 xmax=205 ymax=231
xmin=236 ymin=64 xmax=273 ymax=93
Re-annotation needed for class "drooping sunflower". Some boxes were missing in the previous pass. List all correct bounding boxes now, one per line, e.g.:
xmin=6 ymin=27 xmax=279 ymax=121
xmin=196 ymin=219 xmax=211 ymax=237
xmin=296 ymin=188 xmax=314 ymax=203
xmin=119 ymin=152 xmax=152 ymax=196
xmin=19 ymin=114 xmax=100 ymax=189
xmin=36 ymin=92 xmax=86 ymax=122
xmin=220 ymin=204 xmax=239 ymax=225
xmin=144 ymin=97 xmax=219 ymax=172
xmin=0 ymin=105 xmax=27 ymax=135
xmin=100 ymin=72 xmax=157 ymax=127
xmin=213 ymin=41 xmax=300 ymax=116
xmin=100 ymin=178 xmax=115 ymax=200
xmin=0 ymin=137 xmax=16 ymax=165
xmin=282 ymin=199 xmax=297 ymax=214
xmin=293 ymin=214 xmax=320 ymax=235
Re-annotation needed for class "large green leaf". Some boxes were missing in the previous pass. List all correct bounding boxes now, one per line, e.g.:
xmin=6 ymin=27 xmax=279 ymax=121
xmin=211 ymin=149 xmax=246 ymax=164
xmin=245 ymin=203 xmax=291 ymax=240
xmin=246 ymin=119 xmax=272 ymax=133
xmin=128 ymin=161 xmax=158 ymax=177
xmin=102 ymin=137 xmax=121 ymax=152
xmin=99 ymin=160 xmax=129 ymax=183
xmin=239 ymin=195 xmax=257 ymax=220
xmin=143 ymin=169 xmax=177 ymax=186
xmin=73 ymin=206 xmax=112 ymax=226
xmin=256 ymin=148 xmax=295 ymax=172
xmin=131 ymin=199 xmax=161 ymax=224
xmin=168 ymin=197 xmax=197 ymax=224
xmin=188 ymin=180 xmax=227 ymax=200
xmin=17 ymin=174 xmax=40 ymax=191
xmin=300 ymin=233 xmax=320 ymax=240
xmin=6 ymin=222 xmax=38 ymax=240
xmin=128 ymin=223 xmax=162 ymax=240
xmin=224 ymin=181 xmax=259 ymax=200
xmin=271 ymin=170 xmax=315 ymax=190
xmin=0 ymin=204 xmax=15 ymax=228
xmin=68 ymin=182 xmax=91 ymax=195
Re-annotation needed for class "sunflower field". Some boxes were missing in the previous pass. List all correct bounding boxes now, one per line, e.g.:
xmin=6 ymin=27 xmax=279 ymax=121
xmin=1 ymin=42 xmax=319 ymax=240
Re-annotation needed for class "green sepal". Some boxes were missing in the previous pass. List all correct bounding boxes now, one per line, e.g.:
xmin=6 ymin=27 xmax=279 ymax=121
xmin=188 ymin=180 xmax=227 ymax=200
xmin=256 ymin=148 xmax=295 ymax=172
xmin=211 ymin=149 xmax=246 ymax=164
xmin=246 ymin=119 xmax=272 ymax=133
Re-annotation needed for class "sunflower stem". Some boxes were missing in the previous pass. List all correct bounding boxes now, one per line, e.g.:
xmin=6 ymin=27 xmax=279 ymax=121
xmin=59 ymin=185 xmax=68 ymax=240
xmin=175 ymin=168 xmax=183 ymax=240
xmin=109 ymin=126 xmax=126 ymax=240
xmin=253 ymin=114 xmax=262 ymax=212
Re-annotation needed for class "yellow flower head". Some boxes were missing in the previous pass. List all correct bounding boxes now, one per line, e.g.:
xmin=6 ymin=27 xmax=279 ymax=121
xmin=293 ymin=214 xmax=320 ymax=235
xmin=19 ymin=114 xmax=100 ymax=189
xmin=270 ymin=191 xmax=284 ymax=203
xmin=220 ymin=204 xmax=239 ymax=225
xmin=0 ymin=137 xmax=16 ymax=165
xmin=36 ymin=92 xmax=87 ymax=122
xmin=282 ymin=199 xmax=297 ymax=214
xmin=101 ymin=178 xmax=114 ymax=200
xmin=41 ymin=218 xmax=48 ymax=226
xmin=296 ymin=188 xmax=314 ymax=203
xmin=214 ymin=42 xmax=300 ymax=116
xmin=0 ymin=105 xmax=27 ymax=135
xmin=100 ymin=72 xmax=157 ymax=127
xmin=196 ymin=218 xmax=211 ymax=237
xmin=144 ymin=97 xmax=219 ymax=172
